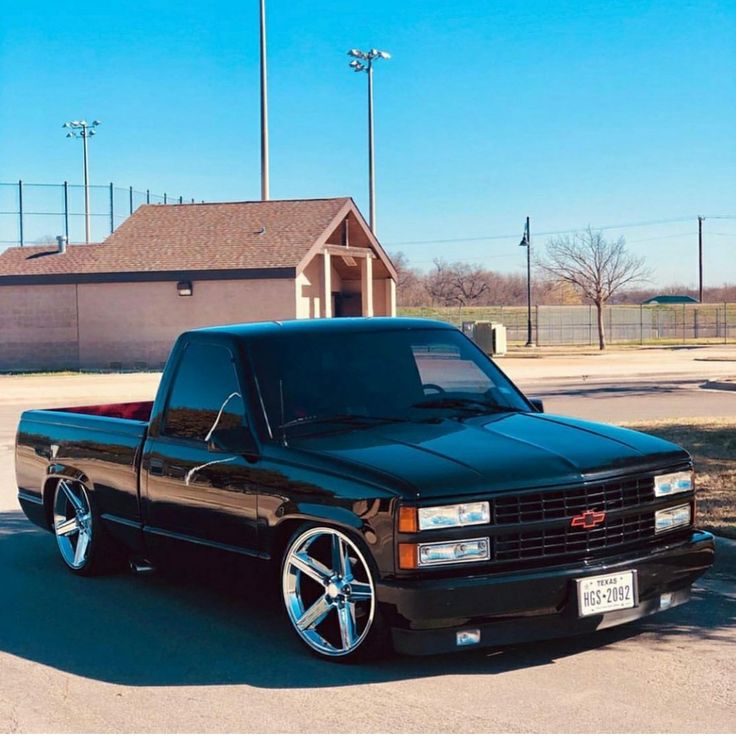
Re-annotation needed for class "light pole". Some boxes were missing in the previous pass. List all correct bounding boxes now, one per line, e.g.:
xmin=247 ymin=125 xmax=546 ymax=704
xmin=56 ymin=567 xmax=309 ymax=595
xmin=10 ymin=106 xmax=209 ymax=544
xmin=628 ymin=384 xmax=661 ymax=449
xmin=698 ymin=215 xmax=704 ymax=302
xmin=347 ymin=48 xmax=390 ymax=233
xmin=259 ymin=0 xmax=270 ymax=200
xmin=63 ymin=119 xmax=101 ymax=243
xmin=519 ymin=216 xmax=534 ymax=347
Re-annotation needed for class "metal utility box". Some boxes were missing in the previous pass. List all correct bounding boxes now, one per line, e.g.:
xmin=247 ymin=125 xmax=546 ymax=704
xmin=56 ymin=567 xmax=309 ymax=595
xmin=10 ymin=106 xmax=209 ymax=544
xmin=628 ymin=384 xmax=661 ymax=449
xmin=461 ymin=321 xmax=476 ymax=340
xmin=473 ymin=321 xmax=493 ymax=353
xmin=472 ymin=321 xmax=507 ymax=356
xmin=491 ymin=322 xmax=507 ymax=355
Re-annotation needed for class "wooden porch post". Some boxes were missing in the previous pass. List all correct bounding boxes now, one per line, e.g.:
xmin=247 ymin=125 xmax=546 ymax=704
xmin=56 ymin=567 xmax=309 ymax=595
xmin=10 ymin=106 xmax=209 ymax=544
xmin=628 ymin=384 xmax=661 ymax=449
xmin=386 ymin=278 xmax=396 ymax=317
xmin=322 ymin=251 xmax=332 ymax=318
xmin=361 ymin=255 xmax=374 ymax=317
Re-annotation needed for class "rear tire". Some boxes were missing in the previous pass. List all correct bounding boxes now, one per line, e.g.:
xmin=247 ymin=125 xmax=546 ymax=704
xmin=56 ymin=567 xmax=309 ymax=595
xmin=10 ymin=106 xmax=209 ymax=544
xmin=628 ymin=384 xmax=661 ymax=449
xmin=52 ymin=480 xmax=118 ymax=576
xmin=280 ymin=523 xmax=391 ymax=662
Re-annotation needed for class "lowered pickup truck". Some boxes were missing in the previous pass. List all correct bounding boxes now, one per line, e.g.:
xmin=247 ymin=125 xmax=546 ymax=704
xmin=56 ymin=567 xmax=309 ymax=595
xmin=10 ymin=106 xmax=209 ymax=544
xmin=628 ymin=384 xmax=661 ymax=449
xmin=16 ymin=318 xmax=714 ymax=660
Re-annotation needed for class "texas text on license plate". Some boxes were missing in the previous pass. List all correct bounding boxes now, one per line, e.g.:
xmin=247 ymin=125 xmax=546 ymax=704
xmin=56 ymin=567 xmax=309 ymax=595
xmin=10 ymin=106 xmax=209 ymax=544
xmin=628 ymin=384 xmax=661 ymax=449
xmin=576 ymin=570 xmax=638 ymax=616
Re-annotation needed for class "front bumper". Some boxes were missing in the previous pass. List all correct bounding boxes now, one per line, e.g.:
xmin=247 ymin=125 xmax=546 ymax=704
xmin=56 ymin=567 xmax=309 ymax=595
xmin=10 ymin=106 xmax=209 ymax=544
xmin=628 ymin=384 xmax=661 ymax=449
xmin=377 ymin=530 xmax=715 ymax=655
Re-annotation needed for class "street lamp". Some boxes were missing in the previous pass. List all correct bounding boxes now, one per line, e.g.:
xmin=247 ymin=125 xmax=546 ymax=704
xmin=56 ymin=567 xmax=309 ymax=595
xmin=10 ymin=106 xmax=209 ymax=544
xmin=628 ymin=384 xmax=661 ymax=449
xmin=519 ymin=216 xmax=535 ymax=347
xmin=63 ymin=119 xmax=101 ymax=243
xmin=347 ymin=48 xmax=390 ymax=233
xmin=259 ymin=0 xmax=269 ymax=200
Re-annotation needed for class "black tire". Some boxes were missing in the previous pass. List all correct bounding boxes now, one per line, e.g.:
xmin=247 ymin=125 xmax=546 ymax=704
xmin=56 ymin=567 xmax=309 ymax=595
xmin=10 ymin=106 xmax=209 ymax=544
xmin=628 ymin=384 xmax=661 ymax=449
xmin=280 ymin=522 xmax=392 ymax=662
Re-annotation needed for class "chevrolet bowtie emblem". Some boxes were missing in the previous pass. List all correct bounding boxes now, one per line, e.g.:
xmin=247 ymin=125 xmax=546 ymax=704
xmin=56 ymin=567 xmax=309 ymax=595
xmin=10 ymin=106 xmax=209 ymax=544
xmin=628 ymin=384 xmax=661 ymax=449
xmin=570 ymin=509 xmax=606 ymax=529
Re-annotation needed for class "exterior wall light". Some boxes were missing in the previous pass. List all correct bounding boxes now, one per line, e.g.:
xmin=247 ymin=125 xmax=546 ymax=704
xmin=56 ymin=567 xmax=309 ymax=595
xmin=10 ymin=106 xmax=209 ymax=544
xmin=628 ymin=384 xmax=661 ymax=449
xmin=177 ymin=281 xmax=193 ymax=297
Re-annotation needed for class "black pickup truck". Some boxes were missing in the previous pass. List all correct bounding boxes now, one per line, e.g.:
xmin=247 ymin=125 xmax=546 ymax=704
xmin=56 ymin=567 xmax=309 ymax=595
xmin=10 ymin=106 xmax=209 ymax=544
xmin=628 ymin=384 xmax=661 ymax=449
xmin=16 ymin=318 xmax=714 ymax=660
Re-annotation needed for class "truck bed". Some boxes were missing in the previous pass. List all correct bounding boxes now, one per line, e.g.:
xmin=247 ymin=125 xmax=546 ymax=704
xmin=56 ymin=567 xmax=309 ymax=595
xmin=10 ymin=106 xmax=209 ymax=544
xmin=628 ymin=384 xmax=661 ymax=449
xmin=15 ymin=401 xmax=153 ymax=532
xmin=53 ymin=401 xmax=154 ymax=422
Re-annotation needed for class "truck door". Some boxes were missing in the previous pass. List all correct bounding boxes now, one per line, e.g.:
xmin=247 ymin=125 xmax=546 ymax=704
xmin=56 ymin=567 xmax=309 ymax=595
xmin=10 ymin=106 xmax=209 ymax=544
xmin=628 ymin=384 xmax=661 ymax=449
xmin=142 ymin=339 xmax=260 ymax=557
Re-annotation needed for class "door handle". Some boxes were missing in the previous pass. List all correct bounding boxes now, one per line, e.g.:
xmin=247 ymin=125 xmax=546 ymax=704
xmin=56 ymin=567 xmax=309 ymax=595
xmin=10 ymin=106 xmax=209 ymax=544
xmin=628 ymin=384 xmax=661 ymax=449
xmin=149 ymin=459 xmax=165 ymax=476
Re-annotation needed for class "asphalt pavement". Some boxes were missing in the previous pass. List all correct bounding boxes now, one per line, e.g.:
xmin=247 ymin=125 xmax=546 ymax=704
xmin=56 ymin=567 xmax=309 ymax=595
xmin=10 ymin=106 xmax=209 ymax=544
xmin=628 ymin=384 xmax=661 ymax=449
xmin=517 ymin=375 xmax=736 ymax=422
xmin=1 ymin=361 xmax=735 ymax=732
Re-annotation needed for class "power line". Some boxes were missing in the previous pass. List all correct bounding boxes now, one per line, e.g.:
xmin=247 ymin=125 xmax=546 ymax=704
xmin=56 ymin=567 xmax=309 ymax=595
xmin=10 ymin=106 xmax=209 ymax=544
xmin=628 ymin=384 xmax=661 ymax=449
xmin=386 ymin=215 xmax=736 ymax=247
xmin=407 ymin=232 xmax=701 ymax=264
xmin=626 ymin=232 xmax=694 ymax=244
xmin=404 ymin=231 xmax=726 ymax=266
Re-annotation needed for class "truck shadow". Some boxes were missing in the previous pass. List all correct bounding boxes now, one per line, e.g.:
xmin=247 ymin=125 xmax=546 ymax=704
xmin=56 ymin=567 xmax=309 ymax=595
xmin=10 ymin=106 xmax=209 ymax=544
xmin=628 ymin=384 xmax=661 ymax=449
xmin=1 ymin=511 xmax=733 ymax=689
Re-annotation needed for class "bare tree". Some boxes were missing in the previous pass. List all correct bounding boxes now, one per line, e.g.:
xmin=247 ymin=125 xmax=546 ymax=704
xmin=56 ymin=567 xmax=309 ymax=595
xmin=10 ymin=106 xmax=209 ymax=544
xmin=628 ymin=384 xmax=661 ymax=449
xmin=538 ymin=228 xmax=649 ymax=349
xmin=425 ymin=259 xmax=459 ymax=306
xmin=449 ymin=262 xmax=489 ymax=306
xmin=423 ymin=259 xmax=490 ymax=307
xmin=390 ymin=251 xmax=428 ymax=306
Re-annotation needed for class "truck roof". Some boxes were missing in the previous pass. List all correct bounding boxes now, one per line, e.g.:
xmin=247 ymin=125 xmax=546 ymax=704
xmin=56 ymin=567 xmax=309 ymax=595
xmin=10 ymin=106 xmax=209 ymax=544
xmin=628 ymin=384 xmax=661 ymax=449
xmin=189 ymin=317 xmax=456 ymax=338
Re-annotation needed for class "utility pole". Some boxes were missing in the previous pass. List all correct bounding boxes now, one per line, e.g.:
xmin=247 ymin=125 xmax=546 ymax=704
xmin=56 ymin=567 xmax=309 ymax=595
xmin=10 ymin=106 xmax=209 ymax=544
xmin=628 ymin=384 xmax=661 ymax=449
xmin=519 ymin=216 xmax=534 ymax=346
xmin=259 ymin=0 xmax=270 ymax=200
xmin=698 ymin=216 xmax=704 ymax=303
xmin=63 ymin=119 xmax=101 ymax=243
xmin=347 ymin=48 xmax=391 ymax=233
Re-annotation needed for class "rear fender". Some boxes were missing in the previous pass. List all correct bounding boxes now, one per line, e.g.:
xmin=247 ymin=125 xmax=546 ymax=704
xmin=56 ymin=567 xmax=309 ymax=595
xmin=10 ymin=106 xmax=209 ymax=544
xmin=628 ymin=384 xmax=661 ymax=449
xmin=42 ymin=464 xmax=93 ymax=528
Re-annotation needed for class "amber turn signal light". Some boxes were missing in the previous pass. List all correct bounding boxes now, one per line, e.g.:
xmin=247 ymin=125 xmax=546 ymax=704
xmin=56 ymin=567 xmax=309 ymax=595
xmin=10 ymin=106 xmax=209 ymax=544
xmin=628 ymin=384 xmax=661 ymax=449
xmin=398 ymin=506 xmax=418 ymax=533
xmin=398 ymin=543 xmax=418 ymax=569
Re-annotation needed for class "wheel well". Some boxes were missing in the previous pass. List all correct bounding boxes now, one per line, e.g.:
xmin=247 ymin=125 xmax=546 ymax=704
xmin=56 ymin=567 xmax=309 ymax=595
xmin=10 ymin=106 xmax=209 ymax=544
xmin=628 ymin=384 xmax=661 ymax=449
xmin=42 ymin=477 xmax=59 ymax=529
xmin=270 ymin=519 xmax=306 ymax=569
xmin=269 ymin=517 xmax=370 ymax=572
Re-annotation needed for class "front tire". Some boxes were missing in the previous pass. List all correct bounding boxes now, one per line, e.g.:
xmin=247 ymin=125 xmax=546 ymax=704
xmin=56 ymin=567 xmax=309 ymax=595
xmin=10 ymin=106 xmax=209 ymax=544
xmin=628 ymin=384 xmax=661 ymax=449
xmin=52 ymin=480 xmax=113 ymax=576
xmin=280 ymin=524 xmax=389 ymax=661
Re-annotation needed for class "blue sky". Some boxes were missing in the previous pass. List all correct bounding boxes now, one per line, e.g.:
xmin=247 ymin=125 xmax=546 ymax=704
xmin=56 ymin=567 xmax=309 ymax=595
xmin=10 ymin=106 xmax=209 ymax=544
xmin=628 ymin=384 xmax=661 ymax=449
xmin=1 ymin=0 xmax=734 ymax=286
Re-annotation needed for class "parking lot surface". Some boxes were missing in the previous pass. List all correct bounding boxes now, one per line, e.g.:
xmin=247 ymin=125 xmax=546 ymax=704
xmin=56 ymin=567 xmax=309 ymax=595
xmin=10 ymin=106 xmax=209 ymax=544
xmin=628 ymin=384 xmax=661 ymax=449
xmin=1 ymin=358 xmax=735 ymax=732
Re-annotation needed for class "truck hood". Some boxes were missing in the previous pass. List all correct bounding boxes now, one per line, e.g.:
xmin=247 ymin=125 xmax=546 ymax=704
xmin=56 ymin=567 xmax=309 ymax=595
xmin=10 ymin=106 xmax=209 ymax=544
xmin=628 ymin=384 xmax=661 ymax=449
xmin=290 ymin=412 xmax=690 ymax=499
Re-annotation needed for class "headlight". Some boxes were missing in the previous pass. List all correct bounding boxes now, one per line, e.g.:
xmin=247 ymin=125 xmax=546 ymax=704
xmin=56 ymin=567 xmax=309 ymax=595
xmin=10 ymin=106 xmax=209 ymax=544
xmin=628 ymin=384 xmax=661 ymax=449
xmin=417 ymin=502 xmax=490 ymax=531
xmin=654 ymin=471 xmax=693 ymax=497
xmin=399 ymin=537 xmax=490 ymax=568
xmin=655 ymin=504 xmax=691 ymax=533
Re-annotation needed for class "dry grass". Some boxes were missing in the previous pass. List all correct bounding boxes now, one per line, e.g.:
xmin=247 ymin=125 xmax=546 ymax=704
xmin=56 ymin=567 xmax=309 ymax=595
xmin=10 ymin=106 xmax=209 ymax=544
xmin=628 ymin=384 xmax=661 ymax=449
xmin=620 ymin=417 xmax=736 ymax=539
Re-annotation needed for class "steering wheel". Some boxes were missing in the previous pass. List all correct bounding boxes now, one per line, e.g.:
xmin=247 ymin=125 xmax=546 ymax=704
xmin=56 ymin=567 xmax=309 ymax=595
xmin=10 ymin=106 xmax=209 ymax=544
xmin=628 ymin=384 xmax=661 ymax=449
xmin=422 ymin=383 xmax=445 ymax=395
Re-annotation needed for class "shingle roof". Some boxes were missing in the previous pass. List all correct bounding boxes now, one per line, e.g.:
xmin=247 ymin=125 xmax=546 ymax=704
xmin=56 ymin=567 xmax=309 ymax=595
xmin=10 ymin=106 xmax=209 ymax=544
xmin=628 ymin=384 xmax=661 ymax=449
xmin=0 ymin=197 xmax=351 ymax=278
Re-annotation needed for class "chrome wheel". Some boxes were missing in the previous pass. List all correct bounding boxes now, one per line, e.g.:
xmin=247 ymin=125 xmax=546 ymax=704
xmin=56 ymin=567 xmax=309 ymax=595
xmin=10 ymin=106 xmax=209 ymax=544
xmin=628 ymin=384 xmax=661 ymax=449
xmin=282 ymin=527 xmax=376 ymax=657
xmin=53 ymin=480 xmax=93 ymax=570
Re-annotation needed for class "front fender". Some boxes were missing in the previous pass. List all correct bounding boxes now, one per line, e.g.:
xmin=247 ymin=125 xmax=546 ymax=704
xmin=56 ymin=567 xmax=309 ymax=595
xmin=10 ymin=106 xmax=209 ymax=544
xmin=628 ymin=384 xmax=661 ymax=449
xmin=268 ymin=496 xmax=396 ymax=576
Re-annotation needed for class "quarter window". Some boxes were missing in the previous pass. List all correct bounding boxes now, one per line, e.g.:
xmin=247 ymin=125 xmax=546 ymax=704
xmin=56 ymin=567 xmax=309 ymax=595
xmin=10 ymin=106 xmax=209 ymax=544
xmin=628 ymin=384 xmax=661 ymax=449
xmin=163 ymin=342 xmax=245 ymax=441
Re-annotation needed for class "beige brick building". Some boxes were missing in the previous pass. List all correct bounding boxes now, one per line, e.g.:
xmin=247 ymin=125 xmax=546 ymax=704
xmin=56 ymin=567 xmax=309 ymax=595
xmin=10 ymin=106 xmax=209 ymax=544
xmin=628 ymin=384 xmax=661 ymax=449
xmin=0 ymin=197 xmax=397 ymax=371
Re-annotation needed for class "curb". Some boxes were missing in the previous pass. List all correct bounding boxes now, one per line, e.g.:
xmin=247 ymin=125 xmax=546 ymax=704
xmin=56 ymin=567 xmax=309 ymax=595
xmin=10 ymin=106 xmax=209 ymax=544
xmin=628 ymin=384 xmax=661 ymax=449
xmin=702 ymin=380 xmax=736 ymax=392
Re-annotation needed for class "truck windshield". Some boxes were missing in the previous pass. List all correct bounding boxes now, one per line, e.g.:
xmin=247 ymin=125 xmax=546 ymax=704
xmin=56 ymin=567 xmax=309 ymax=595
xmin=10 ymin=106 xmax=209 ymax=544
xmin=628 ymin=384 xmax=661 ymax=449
xmin=248 ymin=327 xmax=530 ymax=437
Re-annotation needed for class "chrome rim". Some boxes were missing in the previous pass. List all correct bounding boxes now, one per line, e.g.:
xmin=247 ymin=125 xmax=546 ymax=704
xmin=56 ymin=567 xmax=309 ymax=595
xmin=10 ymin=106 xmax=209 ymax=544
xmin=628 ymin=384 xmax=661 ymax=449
xmin=53 ymin=480 xmax=93 ymax=570
xmin=282 ymin=527 xmax=376 ymax=657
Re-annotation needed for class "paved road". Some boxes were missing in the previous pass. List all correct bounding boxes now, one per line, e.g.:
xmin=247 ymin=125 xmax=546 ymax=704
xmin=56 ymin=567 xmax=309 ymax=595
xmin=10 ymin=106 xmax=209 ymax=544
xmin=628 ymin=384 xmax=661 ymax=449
xmin=1 ymin=369 xmax=735 ymax=732
xmin=518 ymin=375 xmax=736 ymax=422
xmin=497 ymin=343 xmax=736 ymax=422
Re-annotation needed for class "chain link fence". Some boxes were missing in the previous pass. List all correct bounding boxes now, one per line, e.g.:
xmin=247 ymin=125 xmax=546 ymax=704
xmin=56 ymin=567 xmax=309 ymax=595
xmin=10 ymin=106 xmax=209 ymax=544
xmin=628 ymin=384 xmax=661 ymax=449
xmin=400 ymin=304 xmax=736 ymax=346
xmin=0 ymin=181 xmax=200 ymax=248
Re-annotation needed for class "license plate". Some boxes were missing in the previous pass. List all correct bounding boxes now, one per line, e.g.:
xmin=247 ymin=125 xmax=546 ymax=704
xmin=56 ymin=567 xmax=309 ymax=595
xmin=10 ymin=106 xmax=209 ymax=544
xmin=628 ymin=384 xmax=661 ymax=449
xmin=576 ymin=570 xmax=637 ymax=616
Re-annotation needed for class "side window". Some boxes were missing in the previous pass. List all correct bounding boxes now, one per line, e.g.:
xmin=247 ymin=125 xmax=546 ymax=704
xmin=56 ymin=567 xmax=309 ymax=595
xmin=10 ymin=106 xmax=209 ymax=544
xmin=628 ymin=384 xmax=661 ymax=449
xmin=163 ymin=342 xmax=245 ymax=441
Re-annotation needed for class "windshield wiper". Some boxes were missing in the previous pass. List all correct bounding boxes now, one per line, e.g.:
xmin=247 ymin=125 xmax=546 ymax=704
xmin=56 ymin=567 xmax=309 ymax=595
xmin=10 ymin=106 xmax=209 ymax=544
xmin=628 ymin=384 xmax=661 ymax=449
xmin=278 ymin=413 xmax=408 ymax=431
xmin=411 ymin=397 xmax=518 ymax=415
